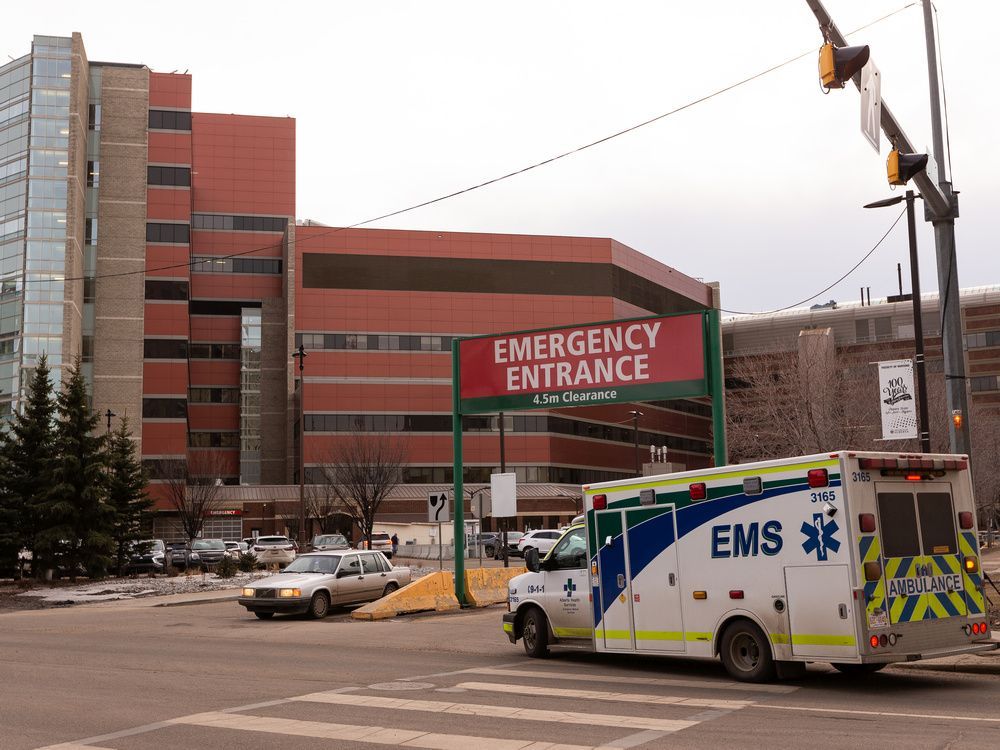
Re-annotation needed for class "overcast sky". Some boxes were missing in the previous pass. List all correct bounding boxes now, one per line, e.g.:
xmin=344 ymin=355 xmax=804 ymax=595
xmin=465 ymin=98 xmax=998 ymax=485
xmin=4 ymin=1 xmax=996 ymax=314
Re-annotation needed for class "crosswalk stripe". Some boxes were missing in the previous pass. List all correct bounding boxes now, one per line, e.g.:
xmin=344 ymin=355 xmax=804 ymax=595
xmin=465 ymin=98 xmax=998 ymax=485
xmin=455 ymin=682 xmax=753 ymax=710
xmin=755 ymin=703 xmax=1000 ymax=724
xmin=463 ymin=667 xmax=798 ymax=694
xmin=169 ymin=711 xmax=601 ymax=750
xmin=294 ymin=690 xmax=698 ymax=732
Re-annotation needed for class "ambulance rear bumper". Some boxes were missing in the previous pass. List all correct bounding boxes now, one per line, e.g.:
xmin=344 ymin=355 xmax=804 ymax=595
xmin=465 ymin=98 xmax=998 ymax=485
xmin=861 ymin=640 xmax=998 ymax=664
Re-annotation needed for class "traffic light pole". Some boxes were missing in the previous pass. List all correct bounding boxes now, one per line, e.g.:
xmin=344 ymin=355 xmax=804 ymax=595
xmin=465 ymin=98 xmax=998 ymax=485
xmin=804 ymin=0 xmax=970 ymax=456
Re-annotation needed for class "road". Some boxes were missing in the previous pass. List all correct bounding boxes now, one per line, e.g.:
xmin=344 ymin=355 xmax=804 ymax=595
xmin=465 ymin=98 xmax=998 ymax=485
xmin=3 ymin=599 xmax=1000 ymax=750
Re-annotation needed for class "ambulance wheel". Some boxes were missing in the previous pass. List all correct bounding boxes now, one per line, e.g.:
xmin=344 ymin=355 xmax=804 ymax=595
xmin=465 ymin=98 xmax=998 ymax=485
xmin=720 ymin=620 xmax=775 ymax=682
xmin=521 ymin=607 xmax=550 ymax=658
xmin=832 ymin=662 xmax=887 ymax=676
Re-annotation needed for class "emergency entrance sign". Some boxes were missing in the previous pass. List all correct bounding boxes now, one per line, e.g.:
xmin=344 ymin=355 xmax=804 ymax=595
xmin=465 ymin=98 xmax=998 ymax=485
xmin=458 ymin=314 xmax=706 ymax=414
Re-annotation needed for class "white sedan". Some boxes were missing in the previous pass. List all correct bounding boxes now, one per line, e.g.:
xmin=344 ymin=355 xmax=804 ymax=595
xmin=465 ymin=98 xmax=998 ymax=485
xmin=238 ymin=551 xmax=411 ymax=619
xmin=516 ymin=529 xmax=564 ymax=558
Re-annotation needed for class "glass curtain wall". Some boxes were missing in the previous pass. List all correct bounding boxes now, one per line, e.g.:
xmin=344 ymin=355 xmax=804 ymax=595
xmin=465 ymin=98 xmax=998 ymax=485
xmin=239 ymin=308 xmax=262 ymax=484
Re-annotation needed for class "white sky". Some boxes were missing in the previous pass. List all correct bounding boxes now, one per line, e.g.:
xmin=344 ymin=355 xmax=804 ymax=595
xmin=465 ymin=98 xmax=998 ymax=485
xmin=4 ymin=1 xmax=996 ymax=314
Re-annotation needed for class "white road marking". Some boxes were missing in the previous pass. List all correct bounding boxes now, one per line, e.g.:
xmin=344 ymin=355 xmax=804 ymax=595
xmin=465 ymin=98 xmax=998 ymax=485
xmin=295 ymin=690 xmax=698 ymax=732
xmin=754 ymin=703 xmax=1000 ymax=724
xmin=465 ymin=666 xmax=798 ymax=694
xmin=169 ymin=711 xmax=601 ymax=750
xmin=456 ymin=681 xmax=753 ymax=710
xmin=36 ymin=745 xmax=116 ymax=750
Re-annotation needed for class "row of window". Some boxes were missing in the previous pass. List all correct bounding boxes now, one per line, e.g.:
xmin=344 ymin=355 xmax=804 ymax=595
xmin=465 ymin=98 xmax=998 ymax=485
xmin=144 ymin=339 xmax=187 ymax=360
xmin=146 ymin=222 xmax=190 ymax=244
xmin=965 ymin=330 xmax=1000 ymax=350
xmin=191 ymin=214 xmax=286 ymax=232
xmin=148 ymin=109 xmax=191 ymax=131
xmin=296 ymin=332 xmax=454 ymax=352
xmin=191 ymin=256 xmax=282 ymax=275
xmin=142 ymin=398 xmax=186 ymax=420
xmin=147 ymin=165 xmax=190 ymax=187
xmin=145 ymin=280 xmax=188 ymax=301
xmin=189 ymin=432 xmax=240 ymax=448
xmin=304 ymin=413 xmax=710 ymax=454
xmin=971 ymin=375 xmax=1000 ymax=393
xmin=303 ymin=465 xmax=631 ymax=486
xmin=190 ymin=342 xmax=241 ymax=360
xmin=189 ymin=387 xmax=240 ymax=404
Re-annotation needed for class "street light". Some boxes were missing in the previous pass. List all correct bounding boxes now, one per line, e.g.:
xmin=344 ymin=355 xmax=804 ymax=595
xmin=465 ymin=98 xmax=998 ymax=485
xmin=628 ymin=410 xmax=644 ymax=476
xmin=863 ymin=190 xmax=931 ymax=453
xmin=291 ymin=344 xmax=308 ymax=546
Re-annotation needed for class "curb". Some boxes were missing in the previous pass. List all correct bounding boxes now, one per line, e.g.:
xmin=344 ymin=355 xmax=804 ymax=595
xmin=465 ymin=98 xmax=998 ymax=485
xmin=153 ymin=594 xmax=239 ymax=607
xmin=890 ymin=659 xmax=1000 ymax=676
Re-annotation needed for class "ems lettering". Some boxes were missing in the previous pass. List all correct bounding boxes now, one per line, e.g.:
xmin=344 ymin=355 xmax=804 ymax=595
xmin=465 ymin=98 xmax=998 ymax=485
xmin=711 ymin=520 xmax=783 ymax=558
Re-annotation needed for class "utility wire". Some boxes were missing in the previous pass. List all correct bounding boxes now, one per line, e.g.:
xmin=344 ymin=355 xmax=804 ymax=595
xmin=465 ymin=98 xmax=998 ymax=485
xmin=720 ymin=207 xmax=907 ymax=316
xmin=11 ymin=3 xmax=916 ymax=289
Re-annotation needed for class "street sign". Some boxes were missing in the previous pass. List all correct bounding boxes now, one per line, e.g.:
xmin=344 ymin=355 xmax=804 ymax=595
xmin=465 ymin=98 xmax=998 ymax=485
xmin=427 ymin=492 xmax=449 ymax=523
xmin=860 ymin=61 xmax=881 ymax=153
xmin=491 ymin=473 xmax=517 ymax=518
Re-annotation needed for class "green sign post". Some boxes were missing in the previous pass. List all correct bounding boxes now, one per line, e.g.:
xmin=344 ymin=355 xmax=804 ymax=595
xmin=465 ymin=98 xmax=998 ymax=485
xmin=450 ymin=309 xmax=726 ymax=604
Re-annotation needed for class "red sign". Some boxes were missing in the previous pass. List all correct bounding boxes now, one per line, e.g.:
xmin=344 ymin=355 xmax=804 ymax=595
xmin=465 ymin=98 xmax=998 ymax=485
xmin=458 ymin=314 xmax=706 ymax=413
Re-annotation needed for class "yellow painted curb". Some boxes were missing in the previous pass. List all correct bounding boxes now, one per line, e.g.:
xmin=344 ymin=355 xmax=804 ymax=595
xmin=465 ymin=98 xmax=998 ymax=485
xmin=464 ymin=567 xmax=525 ymax=607
xmin=351 ymin=571 xmax=460 ymax=621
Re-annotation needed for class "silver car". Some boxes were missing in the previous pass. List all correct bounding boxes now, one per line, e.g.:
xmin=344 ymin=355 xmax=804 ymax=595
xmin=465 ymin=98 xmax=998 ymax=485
xmin=238 ymin=551 xmax=411 ymax=620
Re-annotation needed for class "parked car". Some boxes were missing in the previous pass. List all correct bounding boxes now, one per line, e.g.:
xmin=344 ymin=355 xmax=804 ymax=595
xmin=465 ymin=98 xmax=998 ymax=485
xmin=252 ymin=535 xmax=297 ymax=567
xmin=469 ymin=532 xmax=501 ymax=558
xmin=164 ymin=542 xmax=188 ymax=569
xmin=127 ymin=539 xmax=166 ymax=573
xmin=238 ymin=551 xmax=411 ymax=619
xmin=494 ymin=531 xmax=524 ymax=559
xmin=225 ymin=541 xmax=249 ymax=559
xmin=357 ymin=532 xmax=393 ymax=559
xmin=185 ymin=539 xmax=228 ymax=570
xmin=515 ymin=529 xmax=563 ymax=558
xmin=312 ymin=533 xmax=351 ymax=551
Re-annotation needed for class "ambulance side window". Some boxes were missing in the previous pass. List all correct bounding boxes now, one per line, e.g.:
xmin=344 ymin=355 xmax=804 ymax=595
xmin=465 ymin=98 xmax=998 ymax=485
xmin=877 ymin=492 xmax=921 ymax=558
xmin=917 ymin=492 xmax=957 ymax=554
xmin=549 ymin=527 xmax=587 ymax=570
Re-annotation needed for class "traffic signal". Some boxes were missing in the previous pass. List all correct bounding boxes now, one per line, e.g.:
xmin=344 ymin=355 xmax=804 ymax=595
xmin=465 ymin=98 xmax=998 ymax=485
xmin=952 ymin=410 xmax=963 ymax=430
xmin=887 ymin=149 xmax=928 ymax=185
xmin=819 ymin=43 xmax=870 ymax=90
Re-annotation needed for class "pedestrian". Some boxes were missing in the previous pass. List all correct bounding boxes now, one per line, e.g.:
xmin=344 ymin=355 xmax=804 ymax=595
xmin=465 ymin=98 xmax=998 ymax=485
xmin=391 ymin=533 xmax=399 ymax=557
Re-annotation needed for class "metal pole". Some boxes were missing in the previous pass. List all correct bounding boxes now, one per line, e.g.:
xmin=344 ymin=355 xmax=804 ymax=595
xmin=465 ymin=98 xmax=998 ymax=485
xmin=438 ymin=521 xmax=443 ymax=570
xmin=628 ymin=410 xmax=642 ymax=476
xmin=478 ymin=494 xmax=483 ymax=569
xmin=451 ymin=339 xmax=466 ymax=603
xmin=921 ymin=0 xmax=970 ymax=456
xmin=906 ymin=191 xmax=932 ymax=454
xmin=707 ymin=308 xmax=728 ymax=466
xmin=499 ymin=411 xmax=508 ymax=568
xmin=298 ymin=346 xmax=306 ymax=546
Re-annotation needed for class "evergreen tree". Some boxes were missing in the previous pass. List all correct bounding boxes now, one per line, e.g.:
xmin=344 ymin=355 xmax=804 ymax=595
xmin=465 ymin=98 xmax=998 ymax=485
xmin=39 ymin=358 xmax=113 ymax=580
xmin=107 ymin=416 xmax=152 ymax=576
xmin=0 ymin=354 xmax=57 ymax=578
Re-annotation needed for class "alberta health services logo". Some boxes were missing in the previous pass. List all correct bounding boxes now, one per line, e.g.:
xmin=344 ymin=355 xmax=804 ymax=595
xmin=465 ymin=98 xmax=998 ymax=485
xmin=801 ymin=513 xmax=840 ymax=561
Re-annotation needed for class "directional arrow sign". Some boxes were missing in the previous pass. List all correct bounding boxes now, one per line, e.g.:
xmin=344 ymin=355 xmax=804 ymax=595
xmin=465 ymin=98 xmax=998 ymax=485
xmin=427 ymin=492 xmax=449 ymax=523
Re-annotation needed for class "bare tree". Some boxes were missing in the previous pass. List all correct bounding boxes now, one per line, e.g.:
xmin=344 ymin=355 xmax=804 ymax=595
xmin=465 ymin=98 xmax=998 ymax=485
xmin=306 ymin=484 xmax=346 ymax=534
xmin=318 ymin=431 xmax=407 ymax=549
xmin=164 ymin=453 xmax=228 ymax=542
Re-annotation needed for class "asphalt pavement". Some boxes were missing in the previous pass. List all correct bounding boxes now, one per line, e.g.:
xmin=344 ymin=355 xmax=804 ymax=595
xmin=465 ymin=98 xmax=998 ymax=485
xmin=3 ymin=595 xmax=1000 ymax=750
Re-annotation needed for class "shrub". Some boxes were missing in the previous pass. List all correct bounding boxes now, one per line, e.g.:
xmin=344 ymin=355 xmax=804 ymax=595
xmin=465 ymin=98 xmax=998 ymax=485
xmin=216 ymin=555 xmax=238 ymax=578
xmin=237 ymin=551 xmax=258 ymax=573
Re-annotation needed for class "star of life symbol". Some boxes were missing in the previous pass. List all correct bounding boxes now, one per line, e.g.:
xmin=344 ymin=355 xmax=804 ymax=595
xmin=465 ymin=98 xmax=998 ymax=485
xmin=563 ymin=578 xmax=577 ymax=595
xmin=801 ymin=513 xmax=841 ymax=561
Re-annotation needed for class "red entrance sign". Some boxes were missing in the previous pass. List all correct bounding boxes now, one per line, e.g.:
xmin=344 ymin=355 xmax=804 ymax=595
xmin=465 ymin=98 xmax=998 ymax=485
xmin=458 ymin=313 xmax=706 ymax=413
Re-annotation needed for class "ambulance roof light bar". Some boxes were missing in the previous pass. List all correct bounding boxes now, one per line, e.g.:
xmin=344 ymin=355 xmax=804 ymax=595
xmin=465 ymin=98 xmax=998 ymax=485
xmin=859 ymin=457 xmax=967 ymax=471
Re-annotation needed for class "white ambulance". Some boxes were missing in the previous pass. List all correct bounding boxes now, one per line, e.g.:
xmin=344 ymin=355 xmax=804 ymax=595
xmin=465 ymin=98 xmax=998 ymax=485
xmin=502 ymin=451 xmax=996 ymax=681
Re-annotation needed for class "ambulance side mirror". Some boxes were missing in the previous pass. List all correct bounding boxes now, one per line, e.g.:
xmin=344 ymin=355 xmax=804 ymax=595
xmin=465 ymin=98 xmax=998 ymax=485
xmin=525 ymin=547 xmax=540 ymax=573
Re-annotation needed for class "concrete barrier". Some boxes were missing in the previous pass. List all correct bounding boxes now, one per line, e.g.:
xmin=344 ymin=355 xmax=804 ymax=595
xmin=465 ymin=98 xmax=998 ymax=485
xmin=351 ymin=571 xmax=460 ymax=620
xmin=464 ymin=566 xmax=525 ymax=607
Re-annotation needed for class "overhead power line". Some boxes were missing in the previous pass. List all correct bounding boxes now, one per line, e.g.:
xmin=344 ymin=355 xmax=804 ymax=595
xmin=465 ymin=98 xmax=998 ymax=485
xmin=12 ymin=4 xmax=916 ymax=290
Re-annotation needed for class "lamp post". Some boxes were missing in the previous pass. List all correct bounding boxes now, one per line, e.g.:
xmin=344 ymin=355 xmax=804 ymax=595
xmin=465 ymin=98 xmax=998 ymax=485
xmin=628 ymin=410 xmax=644 ymax=476
xmin=864 ymin=191 xmax=931 ymax=453
xmin=291 ymin=344 xmax=307 ymax=546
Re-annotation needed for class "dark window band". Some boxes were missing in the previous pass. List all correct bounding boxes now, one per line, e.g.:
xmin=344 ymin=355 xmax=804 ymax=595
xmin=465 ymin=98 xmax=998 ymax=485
xmin=189 ymin=343 xmax=241 ymax=360
xmin=148 ymin=110 xmax=191 ymax=131
xmin=191 ymin=214 xmax=286 ymax=232
xmin=142 ymin=398 xmax=187 ymax=419
xmin=302 ymin=254 xmax=704 ymax=315
xmin=148 ymin=165 xmax=191 ymax=187
xmin=143 ymin=339 xmax=188 ymax=359
xmin=191 ymin=256 xmax=282 ymax=274
xmin=146 ymin=222 xmax=190 ymax=244
xmin=145 ymin=279 xmax=189 ymax=301
xmin=189 ymin=300 xmax=261 ymax=316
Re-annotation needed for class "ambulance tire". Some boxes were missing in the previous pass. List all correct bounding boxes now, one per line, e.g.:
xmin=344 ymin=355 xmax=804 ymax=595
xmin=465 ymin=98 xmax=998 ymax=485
xmin=521 ymin=607 xmax=550 ymax=658
xmin=832 ymin=662 xmax=887 ymax=676
xmin=720 ymin=620 xmax=775 ymax=683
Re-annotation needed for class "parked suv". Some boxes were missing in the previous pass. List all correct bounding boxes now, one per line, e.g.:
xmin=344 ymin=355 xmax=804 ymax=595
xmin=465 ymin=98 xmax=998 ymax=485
xmin=312 ymin=533 xmax=351 ymax=551
xmin=252 ymin=535 xmax=297 ymax=567
xmin=127 ymin=539 xmax=166 ymax=573
xmin=186 ymin=539 xmax=228 ymax=570
xmin=515 ymin=529 xmax=563 ymax=558
xmin=357 ymin=532 xmax=393 ymax=559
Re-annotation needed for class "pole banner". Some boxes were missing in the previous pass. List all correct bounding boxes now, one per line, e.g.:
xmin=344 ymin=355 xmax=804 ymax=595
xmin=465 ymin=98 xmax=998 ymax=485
xmin=878 ymin=359 xmax=918 ymax=440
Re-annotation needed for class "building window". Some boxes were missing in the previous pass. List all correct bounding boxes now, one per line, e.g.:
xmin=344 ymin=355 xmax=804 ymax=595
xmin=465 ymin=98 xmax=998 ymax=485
xmin=86 ymin=160 xmax=99 ymax=187
xmin=965 ymin=330 xmax=1000 ymax=349
xmin=191 ymin=214 xmax=286 ymax=232
xmin=188 ymin=387 xmax=240 ymax=404
xmin=294 ymin=332 xmax=454 ymax=352
xmin=189 ymin=343 xmax=241 ymax=360
xmin=146 ymin=222 xmax=190 ymax=244
xmin=144 ymin=279 xmax=189 ymax=301
xmin=189 ymin=432 xmax=240 ymax=448
xmin=147 ymin=165 xmax=191 ymax=187
xmin=855 ymin=319 xmax=870 ymax=343
xmin=148 ymin=109 xmax=191 ymax=131
xmin=142 ymin=398 xmax=187 ymax=419
xmin=142 ymin=458 xmax=186 ymax=480
xmin=143 ymin=338 xmax=188 ymax=359
xmin=88 ymin=103 xmax=101 ymax=130
xmin=971 ymin=375 xmax=1000 ymax=393
xmin=191 ymin=255 xmax=281 ymax=274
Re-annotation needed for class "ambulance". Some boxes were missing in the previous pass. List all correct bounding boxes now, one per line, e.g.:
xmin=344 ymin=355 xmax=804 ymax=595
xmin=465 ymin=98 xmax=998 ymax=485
xmin=502 ymin=451 xmax=996 ymax=681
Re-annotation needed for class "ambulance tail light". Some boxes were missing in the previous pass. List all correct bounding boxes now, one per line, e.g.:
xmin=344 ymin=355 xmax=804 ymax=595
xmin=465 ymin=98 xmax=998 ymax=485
xmin=870 ymin=635 xmax=880 ymax=648
xmin=807 ymin=468 xmax=829 ymax=488
xmin=592 ymin=494 xmax=607 ymax=511
xmin=905 ymin=474 xmax=923 ymax=481
xmin=729 ymin=590 xmax=744 ymax=599
xmin=863 ymin=561 xmax=882 ymax=582
xmin=689 ymin=482 xmax=707 ymax=501
xmin=958 ymin=512 xmax=974 ymax=530
xmin=964 ymin=556 xmax=979 ymax=574
xmin=859 ymin=513 xmax=877 ymax=533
